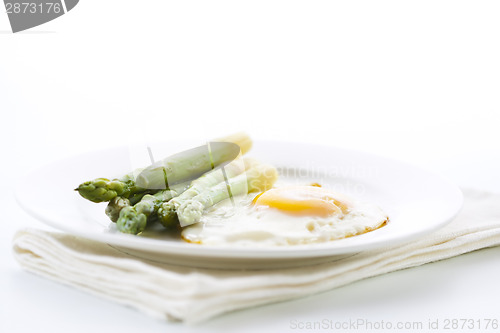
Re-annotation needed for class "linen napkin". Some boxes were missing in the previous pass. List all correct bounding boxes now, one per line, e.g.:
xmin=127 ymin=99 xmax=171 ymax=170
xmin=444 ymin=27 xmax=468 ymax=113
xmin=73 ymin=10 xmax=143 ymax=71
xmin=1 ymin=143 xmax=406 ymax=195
xmin=12 ymin=188 xmax=500 ymax=324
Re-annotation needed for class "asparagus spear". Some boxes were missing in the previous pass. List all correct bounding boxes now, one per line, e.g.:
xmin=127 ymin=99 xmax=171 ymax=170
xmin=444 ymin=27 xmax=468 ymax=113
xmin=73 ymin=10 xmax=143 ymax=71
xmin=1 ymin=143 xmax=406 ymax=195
xmin=105 ymin=191 xmax=159 ymax=223
xmin=116 ymin=192 xmax=173 ymax=234
xmin=157 ymin=157 xmax=258 ymax=229
xmin=214 ymin=132 xmax=253 ymax=155
xmin=177 ymin=163 xmax=279 ymax=227
xmin=105 ymin=196 xmax=131 ymax=222
xmin=116 ymin=181 xmax=190 ymax=234
xmin=135 ymin=133 xmax=252 ymax=189
xmin=75 ymin=173 xmax=148 ymax=203
xmin=75 ymin=132 xmax=252 ymax=203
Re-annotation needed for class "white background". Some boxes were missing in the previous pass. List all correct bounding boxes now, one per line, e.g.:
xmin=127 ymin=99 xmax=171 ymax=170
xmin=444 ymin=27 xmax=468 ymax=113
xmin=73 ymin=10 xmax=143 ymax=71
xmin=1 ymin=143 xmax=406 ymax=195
xmin=1 ymin=1 xmax=500 ymax=332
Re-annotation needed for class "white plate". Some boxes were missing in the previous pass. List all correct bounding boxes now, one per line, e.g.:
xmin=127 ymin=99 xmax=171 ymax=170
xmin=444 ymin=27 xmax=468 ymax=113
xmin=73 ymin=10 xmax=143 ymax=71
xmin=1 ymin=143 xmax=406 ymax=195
xmin=15 ymin=141 xmax=463 ymax=269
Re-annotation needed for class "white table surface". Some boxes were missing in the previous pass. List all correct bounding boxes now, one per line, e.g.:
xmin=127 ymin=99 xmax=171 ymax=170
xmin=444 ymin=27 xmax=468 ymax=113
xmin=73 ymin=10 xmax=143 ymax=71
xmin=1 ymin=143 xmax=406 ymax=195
xmin=2 ymin=1 xmax=500 ymax=332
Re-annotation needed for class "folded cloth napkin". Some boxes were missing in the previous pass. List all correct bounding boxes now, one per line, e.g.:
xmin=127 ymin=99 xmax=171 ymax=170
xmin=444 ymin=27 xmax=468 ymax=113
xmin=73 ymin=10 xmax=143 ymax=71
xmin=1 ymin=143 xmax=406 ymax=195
xmin=12 ymin=189 xmax=500 ymax=324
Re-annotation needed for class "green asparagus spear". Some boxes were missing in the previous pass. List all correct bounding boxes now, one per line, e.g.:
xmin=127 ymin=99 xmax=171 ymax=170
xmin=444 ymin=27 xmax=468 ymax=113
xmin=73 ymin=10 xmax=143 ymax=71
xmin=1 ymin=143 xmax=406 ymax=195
xmin=117 ymin=191 xmax=174 ymax=234
xmin=135 ymin=133 xmax=252 ymax=189
xmin=76 ymin=133 xmax=252 ymax=203
xmin=136 ymin=142 xmax=244 ymax=189
xmin=177 ymin=163 xmax=279 ymax=227
xmin=116 ymin=181 xmax=190 ymax=234
xmin=105 ymin=196 xmax=131 ymax=222
xmin=75 ymin=170 xmax=152 ymax=203
xmin=105 ymin=192 xmax=155 ymax=222
xmin=157 ymin=157 xmax=258 ymax=229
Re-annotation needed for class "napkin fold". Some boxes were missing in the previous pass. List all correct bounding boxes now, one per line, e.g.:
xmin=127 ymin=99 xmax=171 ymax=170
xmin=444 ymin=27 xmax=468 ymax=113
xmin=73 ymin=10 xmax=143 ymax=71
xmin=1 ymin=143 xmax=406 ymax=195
xmin=12 ymin=189 xmax=500 ymax=323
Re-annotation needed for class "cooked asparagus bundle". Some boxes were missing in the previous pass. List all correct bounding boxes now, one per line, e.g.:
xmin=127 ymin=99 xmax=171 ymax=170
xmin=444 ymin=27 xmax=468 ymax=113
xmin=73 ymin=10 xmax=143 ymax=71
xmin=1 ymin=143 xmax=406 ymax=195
xmin=157 ymin=157 xmax=258 ymax=229
xmin=177 ymin=163 xmax=279 ymax=227
xmin=75 ymin=132 xmax=252 ymax=203
xmin=116 ymin=181 xmax=190 ymax=234
xmin=135 ymin=132 xmax=252 ymax=189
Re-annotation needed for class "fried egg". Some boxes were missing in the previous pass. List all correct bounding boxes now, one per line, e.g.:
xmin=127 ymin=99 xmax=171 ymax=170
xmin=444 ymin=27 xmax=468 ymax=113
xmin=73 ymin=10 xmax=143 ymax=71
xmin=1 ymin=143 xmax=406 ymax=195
xmin=181 ymin=185 xmax=388 ymax=246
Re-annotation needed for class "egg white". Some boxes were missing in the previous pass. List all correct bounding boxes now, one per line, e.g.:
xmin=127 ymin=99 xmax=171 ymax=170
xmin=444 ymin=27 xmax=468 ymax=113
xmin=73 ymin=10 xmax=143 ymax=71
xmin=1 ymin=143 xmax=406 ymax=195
xmin=181 ymin=185 xmax=388 ymax=247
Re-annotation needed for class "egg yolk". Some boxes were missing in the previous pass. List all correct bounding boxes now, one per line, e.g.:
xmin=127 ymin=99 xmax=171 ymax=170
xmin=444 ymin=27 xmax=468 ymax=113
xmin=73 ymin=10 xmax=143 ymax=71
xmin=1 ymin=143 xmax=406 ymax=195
xmin=253 ymin=186 xmax=350 ymax=217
